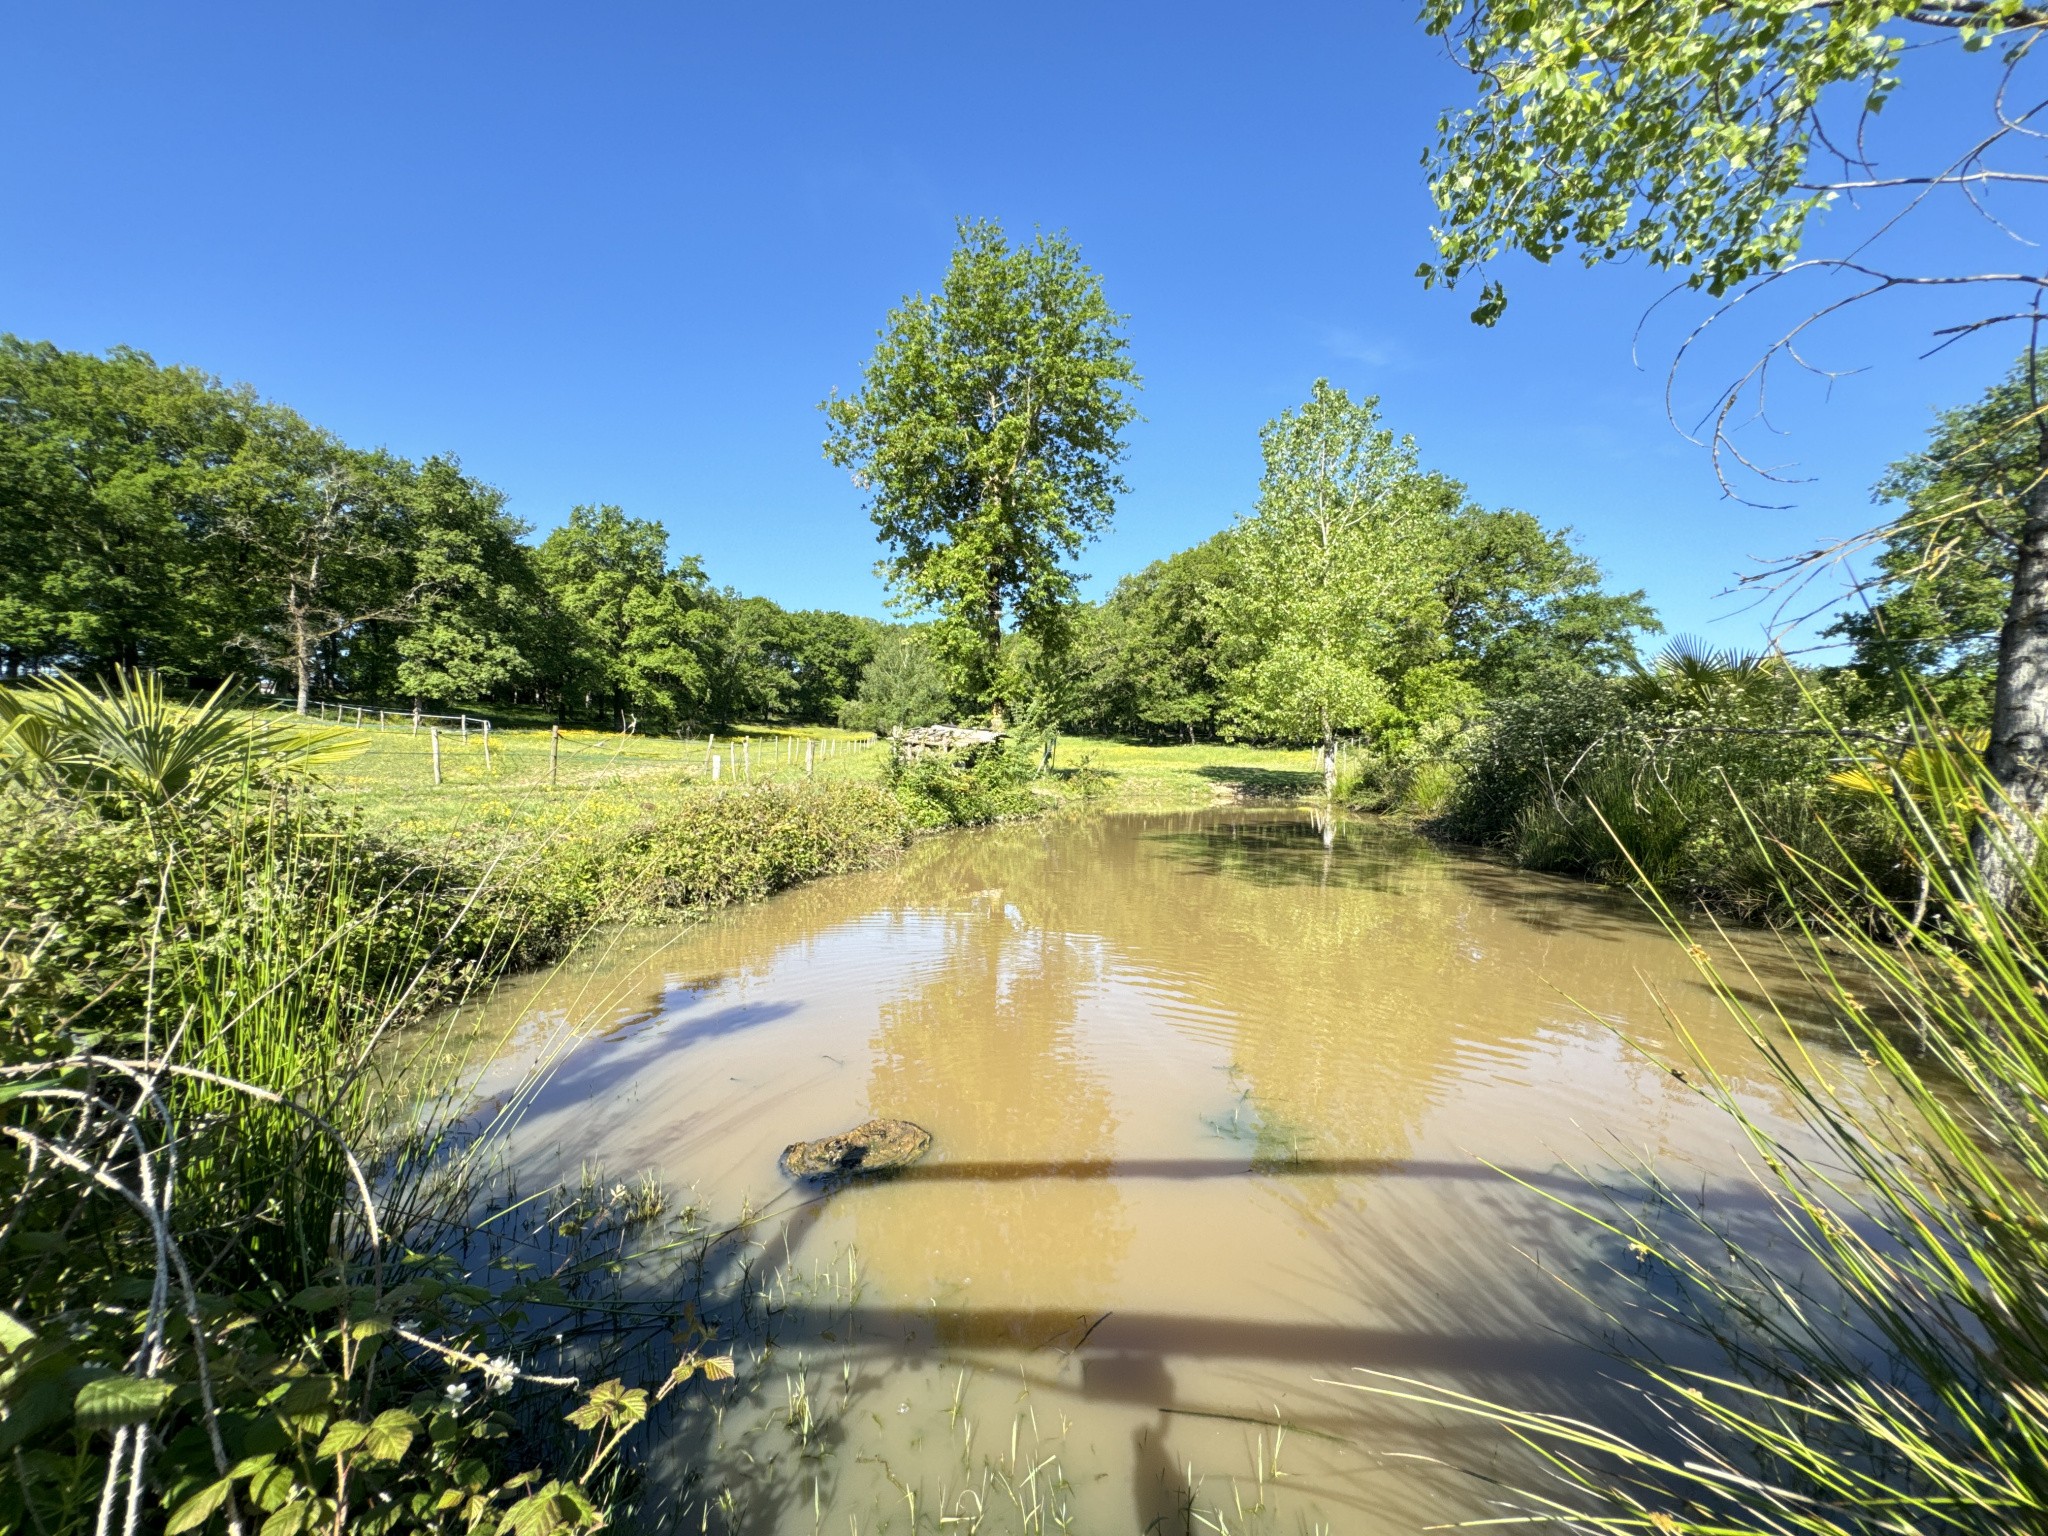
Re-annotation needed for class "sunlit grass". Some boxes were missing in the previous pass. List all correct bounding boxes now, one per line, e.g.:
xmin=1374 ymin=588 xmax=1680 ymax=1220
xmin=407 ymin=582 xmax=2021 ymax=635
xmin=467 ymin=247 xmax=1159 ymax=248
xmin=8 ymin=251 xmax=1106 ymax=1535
xmin=1048 ymin=735 xmax=1324 ymax=809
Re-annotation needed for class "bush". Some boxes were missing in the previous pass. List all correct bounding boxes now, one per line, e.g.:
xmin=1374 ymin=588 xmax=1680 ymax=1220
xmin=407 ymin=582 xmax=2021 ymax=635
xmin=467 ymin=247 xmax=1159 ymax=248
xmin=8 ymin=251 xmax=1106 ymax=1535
xmin=1427 ymin=667 xmax=1907 ymax=919
xmin=887 ymin=743 xmax=1045 ymax=828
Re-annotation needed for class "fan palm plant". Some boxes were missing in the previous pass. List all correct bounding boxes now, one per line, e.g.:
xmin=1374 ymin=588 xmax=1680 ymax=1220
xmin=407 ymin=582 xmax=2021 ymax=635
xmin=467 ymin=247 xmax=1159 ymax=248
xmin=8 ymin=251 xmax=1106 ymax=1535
xmin=0 ymin=667 xmax=360 ymax=817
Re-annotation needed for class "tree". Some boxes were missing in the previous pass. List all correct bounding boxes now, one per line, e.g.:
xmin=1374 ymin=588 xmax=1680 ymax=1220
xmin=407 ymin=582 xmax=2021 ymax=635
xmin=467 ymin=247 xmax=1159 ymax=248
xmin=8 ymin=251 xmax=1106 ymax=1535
xmin=822 ymin=219 xmax=1139 ymax=718
xmin=774 ymin=609 xmax=881 ymax=724
xmin=1076 ymin=537 xmax=1233 ymax=741
xmin=1440 ymin=506 xmax=1658 ymax=694
xmin=532 ymin=504 xmax=713 ymax=727
xmin=1829 ymin=363 xmax=2032 ymax=727
xmin=1416 ymin=0 xmax=2048 ymax=894
xmin=393 ymin=456 xmax=537 ymax=706
xmin=0 ymin=338 xmax=260 ymax=677
xmin=839 ymin=631 xmax=953 ymax=733
xmin=1212 ymin=381 xmax=1451 ymax=792
xmin=699 ymin=592 xmax=795 ymax=725
xmin=225 ymin=424 xmax=416 ymax=715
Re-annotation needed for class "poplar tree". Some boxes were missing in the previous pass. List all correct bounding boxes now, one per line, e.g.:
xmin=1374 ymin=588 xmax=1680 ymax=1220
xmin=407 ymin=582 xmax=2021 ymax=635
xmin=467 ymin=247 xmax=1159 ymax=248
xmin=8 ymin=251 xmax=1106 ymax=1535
xmin=1214 ymin=381 xmax=1451 ymax=794
xmin=823 ymin=219 xmax=1138 ymax=721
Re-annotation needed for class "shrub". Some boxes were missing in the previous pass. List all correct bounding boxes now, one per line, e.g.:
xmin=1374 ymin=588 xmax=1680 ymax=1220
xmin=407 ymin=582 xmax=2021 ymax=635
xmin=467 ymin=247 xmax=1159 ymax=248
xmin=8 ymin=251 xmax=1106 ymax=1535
xmin=0 ymin=677 xmax=908 ymax=1536
xmin=1430 ymin=666 xmax=1907 ymax=918
xmin=887 ymin=743 xmax=1044 ymax=828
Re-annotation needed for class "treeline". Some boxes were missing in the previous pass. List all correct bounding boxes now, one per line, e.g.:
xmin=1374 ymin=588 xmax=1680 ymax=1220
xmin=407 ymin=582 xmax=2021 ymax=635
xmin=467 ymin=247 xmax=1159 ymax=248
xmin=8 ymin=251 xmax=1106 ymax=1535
xmin=0 ymin=336 xmax=882 ymax=725
xmin=848 ymin=381 xmax=1660 ymax=757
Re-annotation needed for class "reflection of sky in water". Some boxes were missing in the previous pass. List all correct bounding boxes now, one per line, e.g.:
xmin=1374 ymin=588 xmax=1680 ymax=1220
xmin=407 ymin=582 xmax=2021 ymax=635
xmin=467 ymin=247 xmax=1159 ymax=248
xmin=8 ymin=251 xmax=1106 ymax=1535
xmin=437 ymin=809 xmax=1855 ymax=1535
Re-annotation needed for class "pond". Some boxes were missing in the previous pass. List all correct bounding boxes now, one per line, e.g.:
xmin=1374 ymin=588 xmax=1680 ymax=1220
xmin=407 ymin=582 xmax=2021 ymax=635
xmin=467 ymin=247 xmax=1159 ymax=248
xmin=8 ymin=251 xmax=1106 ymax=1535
xmin=444 ymin=808 xmax=1847 ymax=1533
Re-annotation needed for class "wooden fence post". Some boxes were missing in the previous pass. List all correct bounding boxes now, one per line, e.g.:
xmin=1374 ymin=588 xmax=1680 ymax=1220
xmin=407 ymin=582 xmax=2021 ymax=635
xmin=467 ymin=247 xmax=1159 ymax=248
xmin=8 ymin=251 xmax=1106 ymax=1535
xmin=460 ymin=715 xmax=469 ymax=745
xmin=711 ymin=753 xmax=721 ymax=784
xmin=743 ymin=739 xmax=751 ymax=779
xmin=430 ymin=728 xmax=442 ymax=786
xmin=481 ymin=719 xmax=492 ymax=771
xmin=805 ymin=739 xmax=814 ymax=777
xmin=550 ymin=725 xmax=560 ymax=788
xmin=411 ymin=702 xmax=421 ymax=736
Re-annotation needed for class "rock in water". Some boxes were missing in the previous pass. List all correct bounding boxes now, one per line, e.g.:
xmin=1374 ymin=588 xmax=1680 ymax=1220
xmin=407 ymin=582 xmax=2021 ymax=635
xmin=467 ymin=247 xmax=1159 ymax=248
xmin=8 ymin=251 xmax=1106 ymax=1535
xmin=779 ymin=1119 xmax=932 ymax=1181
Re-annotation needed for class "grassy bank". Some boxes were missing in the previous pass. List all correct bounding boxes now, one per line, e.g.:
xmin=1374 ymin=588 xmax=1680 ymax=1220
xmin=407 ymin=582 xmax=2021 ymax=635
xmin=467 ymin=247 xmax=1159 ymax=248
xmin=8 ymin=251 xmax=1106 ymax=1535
xmin=0 ymin=687 xmax=924 ymax=1536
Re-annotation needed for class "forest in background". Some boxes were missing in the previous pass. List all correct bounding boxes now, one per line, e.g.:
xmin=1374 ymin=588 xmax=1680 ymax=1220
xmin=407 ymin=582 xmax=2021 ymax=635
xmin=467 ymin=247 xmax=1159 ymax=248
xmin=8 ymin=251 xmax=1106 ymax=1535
xmin=3 ymin=319 xmax=2025 ymax=923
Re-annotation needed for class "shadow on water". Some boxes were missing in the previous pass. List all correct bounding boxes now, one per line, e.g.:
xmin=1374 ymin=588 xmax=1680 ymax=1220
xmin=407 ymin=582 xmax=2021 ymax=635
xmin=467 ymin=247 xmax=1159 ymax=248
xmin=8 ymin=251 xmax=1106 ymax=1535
xmin=827 ymin=1156 xmax=1784 ymax=1211
xmin=520 ymin=999 xmax=805 ymax=1107
xmin=751 ymin=1302 xmax=1600 ymax=1375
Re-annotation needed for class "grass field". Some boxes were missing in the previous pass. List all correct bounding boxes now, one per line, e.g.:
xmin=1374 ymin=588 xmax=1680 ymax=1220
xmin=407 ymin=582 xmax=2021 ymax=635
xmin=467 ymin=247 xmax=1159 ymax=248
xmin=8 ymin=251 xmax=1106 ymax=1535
xmin=1047 ymin=734 xmax=1323 ymax=807
xmin=313 ymin=717 xmax=884 ymax=844
xmin=297 ymin=709 xmax=1325 ymax=852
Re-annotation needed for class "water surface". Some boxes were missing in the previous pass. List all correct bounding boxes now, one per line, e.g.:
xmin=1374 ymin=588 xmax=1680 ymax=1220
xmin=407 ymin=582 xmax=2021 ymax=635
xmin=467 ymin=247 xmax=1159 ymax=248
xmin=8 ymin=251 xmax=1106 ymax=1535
xmin=454 ymin=809 xmax=1843 ymax=1533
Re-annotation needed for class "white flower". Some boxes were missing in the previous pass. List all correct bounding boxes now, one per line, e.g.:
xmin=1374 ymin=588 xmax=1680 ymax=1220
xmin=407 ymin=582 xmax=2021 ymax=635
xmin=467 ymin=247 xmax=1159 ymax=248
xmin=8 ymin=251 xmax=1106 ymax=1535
xmin=445 ymin=1380 xmax=471 ymax=1403
xmin=481 ymin=1355 xmax=518 ymax=1395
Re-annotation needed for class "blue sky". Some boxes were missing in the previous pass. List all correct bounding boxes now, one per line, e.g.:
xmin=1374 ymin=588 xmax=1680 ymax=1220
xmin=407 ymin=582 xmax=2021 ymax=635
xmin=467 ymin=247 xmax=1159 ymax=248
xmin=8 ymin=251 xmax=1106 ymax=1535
xmin=0 ymin=3 xmax=2018 ymax=647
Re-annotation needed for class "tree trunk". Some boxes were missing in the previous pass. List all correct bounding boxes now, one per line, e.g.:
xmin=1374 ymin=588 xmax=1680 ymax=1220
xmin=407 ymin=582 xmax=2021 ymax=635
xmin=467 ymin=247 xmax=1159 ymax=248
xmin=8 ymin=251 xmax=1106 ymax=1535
xmin=1977 ymin=471 xmax=2048 ymax=904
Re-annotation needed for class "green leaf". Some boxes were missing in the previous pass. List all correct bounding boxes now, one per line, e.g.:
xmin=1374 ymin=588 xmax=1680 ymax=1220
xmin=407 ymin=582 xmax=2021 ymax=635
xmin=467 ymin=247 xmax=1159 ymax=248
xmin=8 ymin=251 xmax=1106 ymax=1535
xmin=287 ymin=1285 xmax=350 ymax=1312
xmin=313 ymin=1419 xmax=367 ymax=1458
xmin=249 ymin=1464 xmax=296 ymax=1512
xmin=74 ymin=1375 xmax=175 ymax=1430
xmin=564 ymin=1378 xmax=646 ymax=1433
xmin=497 ymin=1482 xmax=599 ymax=1536
xmin=0 ymin=1308 xmax=33 ymax=1355
xmin=359 ymin=1408 xmax=418 ymax=1462
xmin=166 ymin=1478 xmax=233 ymax=1535
xmin=258 ymin=1500 xmax=318 ymax=1536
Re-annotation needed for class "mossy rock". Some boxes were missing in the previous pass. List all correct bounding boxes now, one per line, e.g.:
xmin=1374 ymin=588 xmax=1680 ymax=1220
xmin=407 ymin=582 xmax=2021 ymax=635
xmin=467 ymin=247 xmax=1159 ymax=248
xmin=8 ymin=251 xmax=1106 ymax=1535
xmin=778 ymin=1118 xmax=933 ymax=1181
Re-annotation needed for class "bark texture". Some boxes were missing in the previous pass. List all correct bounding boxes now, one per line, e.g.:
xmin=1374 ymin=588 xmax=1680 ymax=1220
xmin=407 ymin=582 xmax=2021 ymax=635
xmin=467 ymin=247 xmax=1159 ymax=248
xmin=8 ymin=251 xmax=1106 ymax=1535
xmin=1977 ymin=473 xmax=2048 ymax=904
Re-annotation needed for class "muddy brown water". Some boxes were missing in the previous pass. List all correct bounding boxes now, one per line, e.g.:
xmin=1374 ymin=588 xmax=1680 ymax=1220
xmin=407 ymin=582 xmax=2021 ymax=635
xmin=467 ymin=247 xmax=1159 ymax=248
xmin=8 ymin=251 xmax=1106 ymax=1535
xmin=444 ymin=808 xmax=1852 ymax=1533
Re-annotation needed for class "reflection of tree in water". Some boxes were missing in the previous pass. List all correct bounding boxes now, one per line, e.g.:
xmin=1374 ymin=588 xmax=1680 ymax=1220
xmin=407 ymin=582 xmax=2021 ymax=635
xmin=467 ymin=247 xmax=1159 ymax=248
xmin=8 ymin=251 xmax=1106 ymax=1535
xmin=876 ymin=810 xmax=1826 ymax=1175
xmin=854 ymin=890 xmax=1135 ymax=1314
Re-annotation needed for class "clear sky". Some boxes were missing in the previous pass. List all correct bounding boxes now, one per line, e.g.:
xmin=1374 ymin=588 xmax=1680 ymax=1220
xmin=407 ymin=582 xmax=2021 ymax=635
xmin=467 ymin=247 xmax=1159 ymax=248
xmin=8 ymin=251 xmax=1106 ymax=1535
xmin=0 ymin=3 xmax=2017 ymax=648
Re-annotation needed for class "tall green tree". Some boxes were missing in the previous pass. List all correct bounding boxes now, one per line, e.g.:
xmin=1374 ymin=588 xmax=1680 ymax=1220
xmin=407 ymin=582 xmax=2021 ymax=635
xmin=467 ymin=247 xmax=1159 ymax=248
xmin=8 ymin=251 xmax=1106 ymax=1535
xmin=223 ymin=423 xmax=417 ymax=715
xmin=822 ymin=219 xmax=1139 ymax=718
xmin=699 ymin=592 xmax=796 ymax=725
xmin=1829 ymin=363 xmax=2034 ymax=727
xmin=840 ymin=631 xmax=953 ymax=733
xmin=774 ymin=609 xmax=881 ymax=723
xmin=1440 ymin=506 xmax=1657 ymax=693
xmin=0 ymin=338 xmax=260 ymax=677
xmin=1077 ymin=537 xmax=1233 ymax=741
xmin=1416 ymin=0 xmax=2048 ymax=894
xmin=1213 ymin=381 xmax=1452 ymax=792
xmin=393 ymin=456 xmax=538 ymax=707
xmin=532 ymin=504 xmax=713 ymax=727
